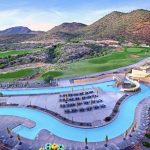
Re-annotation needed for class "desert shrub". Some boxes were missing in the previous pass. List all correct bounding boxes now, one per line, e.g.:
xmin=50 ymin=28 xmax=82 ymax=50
xmin=0 ymin=93 xmax=3 ymax=97
xmin=113 ymin=108 xmax=118 ymax=113
xmin=104 ymin=117 xmax=112 ymax=122
xmin=142 ymin=142 xmax=150 ymax=148
xmin=145 ymin=133 xmax=150 ymax=139
xmin=42 ymin=71 xmax=63 ymax=79
xmin=43 ymin=76 xmax=54 ymax=84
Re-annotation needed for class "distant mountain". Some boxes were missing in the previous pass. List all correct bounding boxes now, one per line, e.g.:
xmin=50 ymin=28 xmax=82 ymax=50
xmin=28 ymin=22 xmax=87 ymax=43
xmin=0 ymin=26 xmax=46 ymax=43
xmin=79 ymin=9 xmax=150 ymax=43
xmin=0 ymin=9 xmax=149 ymax=44
xmin=48 ymin=22 xmax=87 ymax=34
xmin=0 ymin=26 xmax=33 ymax=35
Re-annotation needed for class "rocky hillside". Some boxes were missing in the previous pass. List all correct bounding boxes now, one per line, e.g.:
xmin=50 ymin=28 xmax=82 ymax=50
xmin=48 ymin=22 xmax=87 ymax=34
xmin=0 ymin=26 xmax=45 ymax=44
xmin=79 ymin=9 xmax=150 ymax=44
xmin=0 ymin=9 xmax=149 ymax=44
xmin=0 ymin=50 xmax=46 ymax=69
xmin=46 ymin=43 xmax=108 ymax=63
xmin=0 ymin=34 xmax=36 ymax=44
xmin=28 ymin=22 xmax=87 ymax=43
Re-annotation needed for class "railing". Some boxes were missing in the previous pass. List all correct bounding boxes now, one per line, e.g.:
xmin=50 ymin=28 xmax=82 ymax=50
xmin=113 ymin=75 xmax=123 ymax=82
xmin=0 ymin=81 xmax=50 ymax=89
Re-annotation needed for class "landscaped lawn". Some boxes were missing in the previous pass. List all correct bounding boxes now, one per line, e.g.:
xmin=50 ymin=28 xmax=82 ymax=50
xmin=59 ymin=47 xmax=150 ymax=78
xmin=0 ymin=48 xmax=43 ymax=58
xmin=0 ymin=68 xmax=38 ymax=82
xmin=0 ymin=47 xmax=150 ymax=81
xmin=41 ymin=71 xmax=63 ymax=78
xmin=126 ymin=47 xmax=143 ymax=53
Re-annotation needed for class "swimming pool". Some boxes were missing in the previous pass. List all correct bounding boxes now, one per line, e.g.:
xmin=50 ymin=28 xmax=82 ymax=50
xmin=0 ymin=84 xmax=149 ymax=142
xmin=0 ymin=81 xmax=119 ymax=95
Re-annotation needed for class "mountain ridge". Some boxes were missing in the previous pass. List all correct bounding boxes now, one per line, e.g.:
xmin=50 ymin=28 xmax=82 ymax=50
xmin=28 ymin=22 xmax=86 ymax=43
xmin=0 ymin=9 xmax=149 ymax=44
xmin=78 ymin=9 xmax=150 ymax=43
xmin=48 ymin=22 xmax=87 ymax=34
xmin=0 ymin=26 xmax=32 ymax=35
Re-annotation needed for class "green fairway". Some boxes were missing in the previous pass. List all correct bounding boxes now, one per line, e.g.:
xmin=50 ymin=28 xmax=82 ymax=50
xmin=59 ymin=47 xmax=150 ymax=78
xmin=126 ymin=47 xmax=143 ymax=53
xmin=0 ymin=47 xmax=150 ymax=81
xmin=41 ymin=71 xmax=63 ymax=78
xmin=0 ymin=48 xmax=43 ymax=58
xmin=0 ymin=68 xmax=38 ymax=82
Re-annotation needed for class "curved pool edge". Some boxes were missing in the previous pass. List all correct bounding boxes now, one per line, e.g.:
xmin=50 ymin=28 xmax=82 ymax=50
xmin=24 ymin=92 xmax=135 ymax=129
xmin=0 ymin=84 xmax=149 ymax=142
xmin=0 ymin=96 xmax=149 ymax=149
xmin=0 ymin=90 xmax=139 ymax=129
xmin=0 ymin=79 xmax=116 ymax=96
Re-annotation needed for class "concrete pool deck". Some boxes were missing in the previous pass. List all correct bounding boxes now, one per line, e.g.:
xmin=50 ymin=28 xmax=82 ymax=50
xmin=0 ymin=88 xmax=125 ymax=126
xmin=0 ymin=116 xmax=36 ymax=130
xmin=0 ymin=97 xmax=149 ymax=150
xmin=0 ymin=58 xmax=150 ymax=149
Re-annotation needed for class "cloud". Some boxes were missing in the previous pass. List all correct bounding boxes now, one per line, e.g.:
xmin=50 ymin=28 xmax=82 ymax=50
xmin=0 ymin=5 xmax=148 ymax=31
xmin=17 ymin=9 xmax=65 ymax=31
xmin=82 ymin=6 xmax=140 ymax=25
xmin=0 ymin=9 xmax=20 ymax=18
xmin=0 ymin=8 xmax=66 ymax=31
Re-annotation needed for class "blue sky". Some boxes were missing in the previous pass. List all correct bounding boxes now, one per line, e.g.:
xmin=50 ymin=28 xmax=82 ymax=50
xmin=0 ymin=0 xmax=149 ymax=31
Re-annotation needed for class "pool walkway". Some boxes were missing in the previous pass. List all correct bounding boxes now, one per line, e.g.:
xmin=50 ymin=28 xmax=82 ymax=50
xmin=0 ymin=97 xmax=149 ymax=150
xmin=1 ymin=88 xmax=124 ymax=127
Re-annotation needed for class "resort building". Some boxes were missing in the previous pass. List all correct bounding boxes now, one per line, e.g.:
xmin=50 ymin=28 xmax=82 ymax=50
xmin=128 ymin=68 xmax=150 ymax=84
xmin=140 ymin=65 xmax=150 ymax=71
xmin=128 ymin=69 xmax=150 ymax=78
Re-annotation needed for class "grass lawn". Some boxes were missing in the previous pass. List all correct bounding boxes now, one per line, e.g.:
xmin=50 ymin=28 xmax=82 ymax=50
xmin=0 ymin=68 xmax=38 ymax=82
xmin=126 ymin=47 xmax=143 ymax=53
xmin=41 ymin=71 xmax=63 ymax=78
xmin=0 ymin=48 xmax=43 ymax=58
xmin=0 ymin=47 xmax=150 ymax=81
xmin=59 ymin=47 xmax=150 ymax=78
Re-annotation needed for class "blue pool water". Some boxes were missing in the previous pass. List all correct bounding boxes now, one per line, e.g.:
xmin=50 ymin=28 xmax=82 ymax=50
xmin=0 ymin=81 xmax=119 ymax=95
xmin=0 ymin=84 xmax=149 ymax=142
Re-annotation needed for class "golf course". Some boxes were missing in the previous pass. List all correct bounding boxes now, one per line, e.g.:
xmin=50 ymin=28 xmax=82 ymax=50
xmin=0 ymin=47 xmax=150 ymax=82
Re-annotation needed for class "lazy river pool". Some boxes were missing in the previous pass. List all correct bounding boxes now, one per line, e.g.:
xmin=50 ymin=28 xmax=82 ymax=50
xmin=0 ymin=82 xmax=150 ymax=142
xmin=0 ymin=81 xmax=119 ymax=95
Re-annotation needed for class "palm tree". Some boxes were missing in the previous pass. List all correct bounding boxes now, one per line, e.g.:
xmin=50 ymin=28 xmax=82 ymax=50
xmin=6 ymin=128 xmax=13 ymax=138
xmin=105 ymin=135 xmax=109 ymax=147
xmin=123 ymin=130 xmax=128 ymax=140
xmin=85 ymin=137 xmax=88 ymax=149
xmin=134 ymin=122 xmax=137 ymax=129
xmin=129 ymin=125 xmax=135 ymax=137
xmin=16 ymin=134 xmax=22 ymax=145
